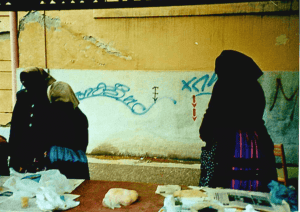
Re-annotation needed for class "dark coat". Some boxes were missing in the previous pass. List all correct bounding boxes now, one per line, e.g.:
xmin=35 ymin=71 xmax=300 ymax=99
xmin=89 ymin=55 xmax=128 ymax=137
xmin=0 ymin=136 xmax=9 ymax=176
xmin=8 ymin=89 xmax=90 ymax=179
xmin=199 ymin=79 xmax=266 ymax=143
xmin=199 ymin=50 xmax=277 ymax=190
xmin=200 ymin=50 xmax=272 ymax=146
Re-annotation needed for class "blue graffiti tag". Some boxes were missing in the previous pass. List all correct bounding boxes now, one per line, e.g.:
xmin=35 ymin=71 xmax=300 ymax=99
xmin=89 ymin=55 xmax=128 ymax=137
xmin=75 ymin=82 xmax=176 ymax=115
xmin=181 ymin=73 xmax=217 ymax=96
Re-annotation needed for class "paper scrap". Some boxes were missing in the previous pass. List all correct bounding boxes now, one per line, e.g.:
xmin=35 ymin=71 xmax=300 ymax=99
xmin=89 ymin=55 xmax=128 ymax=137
xmin=173 ymin=190 xmax=207 ymax=198
xmin=155 ymin=185 xmax=181 ymax=197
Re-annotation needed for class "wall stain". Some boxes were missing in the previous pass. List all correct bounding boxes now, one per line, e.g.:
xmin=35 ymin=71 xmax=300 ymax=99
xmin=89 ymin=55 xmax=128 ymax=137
xmin=276 ymin=34 xmax=288 ymax=45
xmin=0 ymin=31 xmax=10 ymax=41
xmin=90 ymin=143 xmax=120 ymax=155
xmin=83 ymin=35 xmax=132 ymax=60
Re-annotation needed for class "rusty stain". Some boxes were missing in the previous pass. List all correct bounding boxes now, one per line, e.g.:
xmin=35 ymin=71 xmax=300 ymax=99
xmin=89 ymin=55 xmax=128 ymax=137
xmin=83 ymin=35 xmax=132 ymax=60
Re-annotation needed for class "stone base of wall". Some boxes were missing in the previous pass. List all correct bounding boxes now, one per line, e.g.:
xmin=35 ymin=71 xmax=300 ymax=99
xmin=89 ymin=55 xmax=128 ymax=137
xmin=87 ymin=157 xmax=201 ymax=186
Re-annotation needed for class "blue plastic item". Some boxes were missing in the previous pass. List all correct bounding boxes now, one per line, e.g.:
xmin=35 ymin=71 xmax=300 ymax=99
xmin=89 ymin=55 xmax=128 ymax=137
xmin=21 ymin=174 xmax=41 ymax=183
xmin=268 ymin=180 xmax=298 ymax=212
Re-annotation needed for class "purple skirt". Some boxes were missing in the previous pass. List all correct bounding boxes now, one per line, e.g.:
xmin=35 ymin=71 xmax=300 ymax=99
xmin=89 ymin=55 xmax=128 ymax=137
xmin=231 ymin=130 xmax=262 ymax=191
xmin=200 ymin=128 xmax=277 ymax=191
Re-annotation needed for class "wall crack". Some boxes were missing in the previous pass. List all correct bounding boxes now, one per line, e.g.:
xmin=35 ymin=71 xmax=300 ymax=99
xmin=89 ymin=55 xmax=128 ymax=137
xmin=83 ymin=35 xmax=132 ymax=60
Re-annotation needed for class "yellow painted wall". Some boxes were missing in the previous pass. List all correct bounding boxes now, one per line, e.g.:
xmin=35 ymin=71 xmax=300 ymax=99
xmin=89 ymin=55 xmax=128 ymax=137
xmin=0 ymin=1 xmax=299 ymax=124
xmin=0 ymin=12 xmax=12 ymax=125
xmin=19 ymin=3 xmax=299 ymax=71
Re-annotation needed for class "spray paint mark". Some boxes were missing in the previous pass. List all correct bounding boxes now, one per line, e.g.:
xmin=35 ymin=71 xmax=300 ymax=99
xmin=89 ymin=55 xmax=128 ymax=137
xmin=153 ymin=86 xmax=158 ymax=103
xmin=75 ymin=82 xmax=176 ymax=115
xmin=182 ymin=73 xmax=217 ymax=96
xmin=270 ymin=78 xmax=298 ymax=120
xmin=192 ymin=95 xmax=197 ymax=121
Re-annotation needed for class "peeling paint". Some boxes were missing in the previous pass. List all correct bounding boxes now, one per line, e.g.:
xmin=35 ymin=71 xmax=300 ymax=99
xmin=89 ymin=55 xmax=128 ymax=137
xmin=0 ymin=31 xmax=9 ymax=41
xmin=276 ymin=34 xmax=288 ymax=45
xmin=19 ymin=11 xmax=61 ymax=34
xmin=83 ymin=35 xmax=132 ymax=60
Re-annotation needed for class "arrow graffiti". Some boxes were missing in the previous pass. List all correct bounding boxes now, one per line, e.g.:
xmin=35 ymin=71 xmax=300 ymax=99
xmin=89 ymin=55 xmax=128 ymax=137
xmin=192 ymin=95 xmax=197 ymax=121
xmin=192 ymin=95 xmax=197 ymax=107
xmin=153 ymin=86 xmax=159 ymax=103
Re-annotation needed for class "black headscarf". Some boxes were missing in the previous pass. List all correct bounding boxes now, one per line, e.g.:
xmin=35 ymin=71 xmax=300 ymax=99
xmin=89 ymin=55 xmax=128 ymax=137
xmin=21 ymin=67 xmax=79 ymax=109
xmin=20 ymin=67 xmax=56 ymax=92
xmin=215 ymin=50 xmax=263 ymax=82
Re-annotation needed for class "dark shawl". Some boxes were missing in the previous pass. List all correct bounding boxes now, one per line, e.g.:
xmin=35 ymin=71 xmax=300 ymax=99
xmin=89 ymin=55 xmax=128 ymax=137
xmin=9 ymin=67 xmax=89 ymax=179
xmin=9 ymin=67 xmax=55 ymax=170
xmin=0 ymin=136 xmax=9 ymax=175
xmin=199 ymin=50 xmax=277 ymax=190
xmin=199 ymin=50 xmax=266 ymax=143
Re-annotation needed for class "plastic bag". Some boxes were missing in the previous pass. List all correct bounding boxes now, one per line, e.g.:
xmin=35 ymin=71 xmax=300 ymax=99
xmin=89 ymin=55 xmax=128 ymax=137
xmin=3 ymin=176 xmax=39 ymax=198
xmin=161 ymin=195 xmax=182 ymax=212
xmin=102 ymin=188 xmax=138 ymax=209
xmin=38 ymin=169 xmax=73 ymax=195
xmin=242 ymin=204 xmax=259 ymax=212
xmin=4 ymin=168 xmax=73 ymax=196
xmin=36 ymin=187 xmax=79 ymax=211
xmin=2 ymin=168 xmax=79 ymax=211
xmin=268 ymin=180 xmax=298 ymax=212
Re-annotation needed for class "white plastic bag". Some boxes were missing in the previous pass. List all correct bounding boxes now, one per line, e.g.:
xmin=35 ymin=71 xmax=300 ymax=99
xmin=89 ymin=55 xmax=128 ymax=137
xmin=3 ymin=168 xmax=73 ymax=197
xmin=2 ymin=168 xmax=79 ymax=211
xmin=3 ymin=176 xmax=39 ymax=198
xmin=162 ymin=195 xmax=182 ymax=212
xmin=36 ymin=187 xmax=79 ymax=211
xmin=37 ymin=169 xmax=73 ymax=195
xmin=242 ymin=205 xmax=259 ymax=212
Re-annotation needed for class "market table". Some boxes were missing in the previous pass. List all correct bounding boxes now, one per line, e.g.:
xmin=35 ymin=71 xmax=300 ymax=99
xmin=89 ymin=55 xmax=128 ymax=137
xmin=67 ymin=180 xmax=290 ymax=212
xmin=67 ymin=180 xmax=165 ymax=212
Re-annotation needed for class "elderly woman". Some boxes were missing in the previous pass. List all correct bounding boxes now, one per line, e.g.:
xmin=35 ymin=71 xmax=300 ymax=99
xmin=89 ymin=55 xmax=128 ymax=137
xmin=8 ymin=67 xmax=90 ymax=179
xmin=199 ymin=50 xmax=277 ymax=192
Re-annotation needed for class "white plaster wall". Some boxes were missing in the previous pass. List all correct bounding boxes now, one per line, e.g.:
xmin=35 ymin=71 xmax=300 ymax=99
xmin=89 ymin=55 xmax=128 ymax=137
xmin=13 ymin=69 xmax=299 ymax=163
xmin=48 ymin=70 xmax=214 ymax=160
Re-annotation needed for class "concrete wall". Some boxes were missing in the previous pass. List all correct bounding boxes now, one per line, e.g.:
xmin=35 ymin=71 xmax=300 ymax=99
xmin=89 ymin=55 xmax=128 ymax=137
xmin=0 ymin=1 xmax=298 ymax=163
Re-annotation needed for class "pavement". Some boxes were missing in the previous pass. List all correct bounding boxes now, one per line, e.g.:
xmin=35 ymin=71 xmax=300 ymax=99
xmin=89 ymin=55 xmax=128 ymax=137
xmin=87 ymin=156 xmax=299 ymax=189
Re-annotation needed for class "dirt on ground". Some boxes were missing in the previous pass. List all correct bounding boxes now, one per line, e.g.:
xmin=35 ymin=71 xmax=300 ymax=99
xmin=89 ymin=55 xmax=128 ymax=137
xmin=88 ymin=155 xmax=200 ymax=165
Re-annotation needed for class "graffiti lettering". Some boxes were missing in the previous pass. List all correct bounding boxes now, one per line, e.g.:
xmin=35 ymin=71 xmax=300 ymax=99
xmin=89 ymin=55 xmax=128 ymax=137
xmin=76 ymin=82 xmax=176 ymax=115
xmin=270 ymin=78 xmax=299 ymax=120
xmin=181 ymin=73 xmax=217 ymax=96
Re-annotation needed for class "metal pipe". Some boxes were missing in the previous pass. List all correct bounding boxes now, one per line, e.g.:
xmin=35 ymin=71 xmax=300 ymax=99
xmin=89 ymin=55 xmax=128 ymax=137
xmin=43 ymin=10 xmax=47 ymax=69
xmin=9 ymin=11 xmax=19 ymax=106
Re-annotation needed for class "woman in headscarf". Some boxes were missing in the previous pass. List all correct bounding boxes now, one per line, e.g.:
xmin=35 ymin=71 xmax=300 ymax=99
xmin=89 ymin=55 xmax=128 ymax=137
xmin=8 ymin=67 xmax=90 ymax=179
xmin=0 ymin=135 xmax=9 ymax=176
xmin=199 ymin=50 xmax=277 ymax=192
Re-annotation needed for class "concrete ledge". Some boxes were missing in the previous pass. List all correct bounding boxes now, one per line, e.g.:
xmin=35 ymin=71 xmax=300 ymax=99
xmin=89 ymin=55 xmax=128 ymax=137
xmin=88 ymin=157 xmax=201 ymax=186
xmin=93 ymin=1 xmax=298 ymax=18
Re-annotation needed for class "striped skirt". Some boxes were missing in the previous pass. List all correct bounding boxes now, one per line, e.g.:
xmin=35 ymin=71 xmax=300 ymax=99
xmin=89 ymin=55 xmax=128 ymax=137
xmin=231 ymin=130 xmax=262 ymax=191
xmin=200 ymin=129 xmax=277 ymax=192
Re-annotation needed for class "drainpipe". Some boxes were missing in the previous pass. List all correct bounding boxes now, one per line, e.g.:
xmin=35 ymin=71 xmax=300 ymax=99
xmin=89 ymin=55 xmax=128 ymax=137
xmin=9 ymin=11 xmax=19 ymax=106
